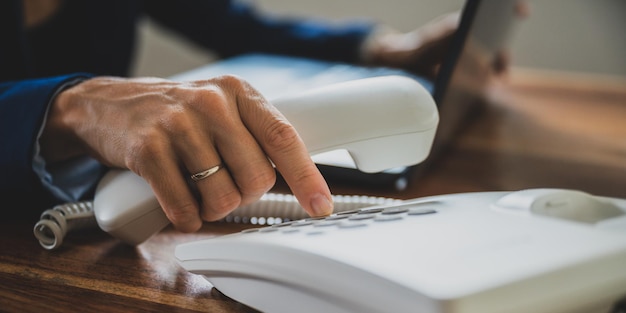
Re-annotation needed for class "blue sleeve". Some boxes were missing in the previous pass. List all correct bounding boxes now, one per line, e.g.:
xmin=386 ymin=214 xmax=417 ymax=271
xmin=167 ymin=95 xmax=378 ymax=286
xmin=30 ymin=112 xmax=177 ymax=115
xmin=142 ymin=0 xmax=374 ymax=63
xmin=0 ymin=74 xmax=105 ymax=215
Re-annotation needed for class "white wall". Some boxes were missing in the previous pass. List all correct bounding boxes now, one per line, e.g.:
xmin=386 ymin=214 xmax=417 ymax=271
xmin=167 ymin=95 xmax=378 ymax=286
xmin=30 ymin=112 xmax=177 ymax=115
xmin=132 ymin=0 xmax=626 ymax=78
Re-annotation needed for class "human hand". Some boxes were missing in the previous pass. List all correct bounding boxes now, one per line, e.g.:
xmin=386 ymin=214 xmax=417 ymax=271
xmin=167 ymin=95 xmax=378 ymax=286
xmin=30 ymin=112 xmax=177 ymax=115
xmin=362 ymin=12 xmax=461 ymax=79
xmin=40 ymin=75 xmax=334 ymax=232
xmin=363 ymin=5 xmax=530 ymax=80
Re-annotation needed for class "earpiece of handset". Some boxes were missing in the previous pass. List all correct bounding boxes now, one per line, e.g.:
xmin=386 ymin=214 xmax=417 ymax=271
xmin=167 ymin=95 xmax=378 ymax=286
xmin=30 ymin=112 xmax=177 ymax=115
xmin=93 ymin=75 xmax=439 ymax=245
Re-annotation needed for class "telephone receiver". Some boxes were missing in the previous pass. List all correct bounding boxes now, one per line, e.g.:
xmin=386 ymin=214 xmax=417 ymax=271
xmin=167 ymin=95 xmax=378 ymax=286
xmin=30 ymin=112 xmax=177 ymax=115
xmin=93 ymin=75 xmax=439 ymax=245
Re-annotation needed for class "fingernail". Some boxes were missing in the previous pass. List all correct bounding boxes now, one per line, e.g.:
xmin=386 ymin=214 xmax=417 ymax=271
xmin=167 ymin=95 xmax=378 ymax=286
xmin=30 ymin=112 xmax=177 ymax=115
xmin=310 ymin=193 xmax=333 ymax=216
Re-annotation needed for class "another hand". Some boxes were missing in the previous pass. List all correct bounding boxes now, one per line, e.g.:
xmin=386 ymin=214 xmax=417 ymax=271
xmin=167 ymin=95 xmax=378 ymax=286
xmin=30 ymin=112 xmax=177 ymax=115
xmin=362 ymin=12 xmax=461 ymax=79
xmin=364 ymin=2 xmax=534 ymax=79
xmin=40 ymin=75 xmax=334 ymax=232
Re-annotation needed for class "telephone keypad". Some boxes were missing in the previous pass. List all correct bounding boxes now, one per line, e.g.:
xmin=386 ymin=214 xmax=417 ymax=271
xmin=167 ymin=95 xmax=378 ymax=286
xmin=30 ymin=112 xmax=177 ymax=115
xmin=240 ymin=201 xmax=440 ymax=236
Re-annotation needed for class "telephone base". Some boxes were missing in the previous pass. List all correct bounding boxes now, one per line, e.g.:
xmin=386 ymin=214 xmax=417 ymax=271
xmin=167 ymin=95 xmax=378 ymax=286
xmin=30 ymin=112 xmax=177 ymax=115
xmin=176 ymin=189 xmax=626 ymax=313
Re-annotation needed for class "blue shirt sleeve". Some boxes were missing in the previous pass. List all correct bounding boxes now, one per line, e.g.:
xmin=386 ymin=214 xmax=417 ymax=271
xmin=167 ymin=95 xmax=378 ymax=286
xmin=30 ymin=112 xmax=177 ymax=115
xmin=142 ymin=0 xmax=375 ymax=63
xmin=0 ymin=74 xmax=106 ymax=214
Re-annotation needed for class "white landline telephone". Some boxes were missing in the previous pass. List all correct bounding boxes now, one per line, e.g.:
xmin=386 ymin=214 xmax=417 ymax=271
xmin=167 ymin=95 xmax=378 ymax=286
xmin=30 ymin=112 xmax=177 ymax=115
xmin=36 ymin=75 xmax=626 ymax=313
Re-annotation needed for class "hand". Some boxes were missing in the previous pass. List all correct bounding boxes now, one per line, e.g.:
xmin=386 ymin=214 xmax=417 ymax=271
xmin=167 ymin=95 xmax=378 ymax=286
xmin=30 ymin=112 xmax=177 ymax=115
xmin=40 ymin=75 xmax=334 ymax=232
xmin=362 ymin=12 xmax=461 ymax=79
xmin=364 ymin=6 xmax=530 ymax=79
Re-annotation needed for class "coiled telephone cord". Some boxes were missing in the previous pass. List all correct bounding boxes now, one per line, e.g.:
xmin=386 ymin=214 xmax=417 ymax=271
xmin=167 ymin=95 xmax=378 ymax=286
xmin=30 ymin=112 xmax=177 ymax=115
xmin=33 ymin=201 xmax=97 ymax=250
xmin=34 ymin=193 xmax=402 ymax=250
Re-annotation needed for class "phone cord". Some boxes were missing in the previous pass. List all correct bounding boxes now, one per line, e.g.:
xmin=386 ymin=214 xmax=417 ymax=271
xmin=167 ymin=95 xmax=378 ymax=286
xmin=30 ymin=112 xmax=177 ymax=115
xmin=34 ymin=193 xmax=402 ymax=250
xmin=33 ymin=201 xmax=98 ymax=250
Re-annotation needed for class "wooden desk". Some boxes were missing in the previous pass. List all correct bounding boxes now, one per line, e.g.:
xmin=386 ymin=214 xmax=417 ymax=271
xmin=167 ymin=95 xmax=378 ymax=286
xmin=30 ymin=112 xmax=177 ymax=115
xmin=1 ymin=69 xmax=625 ymax=312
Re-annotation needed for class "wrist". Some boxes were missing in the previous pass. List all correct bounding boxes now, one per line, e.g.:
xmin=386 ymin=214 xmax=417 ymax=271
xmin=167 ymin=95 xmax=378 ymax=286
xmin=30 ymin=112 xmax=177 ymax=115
xmin=40 ymin=79 xmax=91 ymax=162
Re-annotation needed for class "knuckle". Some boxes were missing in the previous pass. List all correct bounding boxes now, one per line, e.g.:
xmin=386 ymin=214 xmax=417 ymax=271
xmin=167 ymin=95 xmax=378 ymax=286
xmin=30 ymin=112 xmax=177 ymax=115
xmin=238 ymin=166 xmax=276 ymax=197
xmin=124 ymin=108 xmax=197 ymax=172
xmin=166 ymin=202 xmax=201 ymax=232
xmin=193 ymin=87 xmax=224 ymax=106
xmin=201 ymin=190 xmax=242 ymax=221
xmin=189 ymin=87 xmax=234 ymax=119
xmin=263 ymin=119 xmax=301 ymax=152
xmin=161 ymin=108 xmax=195 ymax=135
xmin=168 ymin=81 xmax=229 ymax=112
xmin=291 ymin=165 xmax=322 ymax=185
xmin=213 ymin=74 xmax=247 ymax=91
xmin=125 ymin=133 xmax=166 ymax=173
xmin=212 ymin=75 xmax=266 ymax=105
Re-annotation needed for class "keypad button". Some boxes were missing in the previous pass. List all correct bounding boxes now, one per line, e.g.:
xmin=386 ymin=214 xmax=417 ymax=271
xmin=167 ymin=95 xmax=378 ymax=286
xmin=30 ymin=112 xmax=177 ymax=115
xmin=407 ymin=208 xmax=437 ymax=216
xmin=314 ymin=221 xmax=340 ymax=227
xmin=358 ymin=208 xmax=384 ymax=214
xmin=338 ymin=222 xmax=367 ymax=229
xmin=382 ymin=207 xmax=409 ymax=215
xmin=292 ymin=221 xmax=314 ymax=227
xmin=374 ymin=215 xmax=403 ymax=222
xmin=325 ymin=215 xmax=349 ymax=221
xmin=336 ymin=209 xmax=361 ymax=216
xmin=272 ymin=221 xmax=295 ymax=228
xmin=348 ymin=214 xmax=376 ymax=221
xmin=305 ymin=216 xmax=326 ymax=221
xmin=282 ymin=229 xmax=300 ymax=234
xmin=259 ymin=227 xmax=279 ymax=233
xmin=306 ymin=231 xmax=325 ymax=236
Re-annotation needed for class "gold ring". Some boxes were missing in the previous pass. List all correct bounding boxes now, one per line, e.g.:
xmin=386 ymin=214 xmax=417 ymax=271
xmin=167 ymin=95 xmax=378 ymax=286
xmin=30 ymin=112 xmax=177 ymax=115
xmin=190 ymin=164 xmax=222 ymax=181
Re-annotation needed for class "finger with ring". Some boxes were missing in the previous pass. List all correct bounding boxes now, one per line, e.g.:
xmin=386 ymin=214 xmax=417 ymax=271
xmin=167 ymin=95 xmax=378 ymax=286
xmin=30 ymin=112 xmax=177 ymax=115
xmin=190 ymin=164 xmax=223 ymax=181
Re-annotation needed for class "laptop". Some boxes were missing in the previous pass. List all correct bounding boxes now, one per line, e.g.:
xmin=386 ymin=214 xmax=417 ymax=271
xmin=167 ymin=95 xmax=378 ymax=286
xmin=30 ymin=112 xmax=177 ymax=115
xmin=169 ymin=0 xmax=524 ymax=190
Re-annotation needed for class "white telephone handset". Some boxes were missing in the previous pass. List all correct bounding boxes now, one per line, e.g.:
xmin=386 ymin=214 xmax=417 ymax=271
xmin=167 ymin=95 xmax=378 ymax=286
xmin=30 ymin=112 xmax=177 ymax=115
xmin=93 ymin=76 xmax=439 ymax=245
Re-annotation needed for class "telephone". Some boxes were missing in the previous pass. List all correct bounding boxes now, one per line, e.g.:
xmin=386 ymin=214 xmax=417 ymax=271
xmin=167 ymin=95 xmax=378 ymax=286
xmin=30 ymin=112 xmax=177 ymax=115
xmin=58 ymin=75 xmax=626 ymax=313
xmin=175 ymin=189 xmax=626 ymax=313
xmin=92 ymin=75 xmax=439 ymax=245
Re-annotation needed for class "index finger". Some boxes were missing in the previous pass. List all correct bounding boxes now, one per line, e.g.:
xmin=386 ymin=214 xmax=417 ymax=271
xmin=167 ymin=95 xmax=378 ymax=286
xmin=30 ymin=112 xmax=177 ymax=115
xmin=231 ymin=82 xmax=334 ymax=217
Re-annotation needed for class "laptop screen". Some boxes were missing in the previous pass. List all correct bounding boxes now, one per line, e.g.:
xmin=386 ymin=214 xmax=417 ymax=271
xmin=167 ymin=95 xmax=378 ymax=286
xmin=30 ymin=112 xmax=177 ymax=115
xmin=431 ymin=0 xmax=525 ymax=156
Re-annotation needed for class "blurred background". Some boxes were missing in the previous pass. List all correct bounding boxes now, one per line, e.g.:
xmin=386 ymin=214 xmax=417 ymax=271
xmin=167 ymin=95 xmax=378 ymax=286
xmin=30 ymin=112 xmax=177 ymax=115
xmin=131 ymin=0 xmax=626 ymax=79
